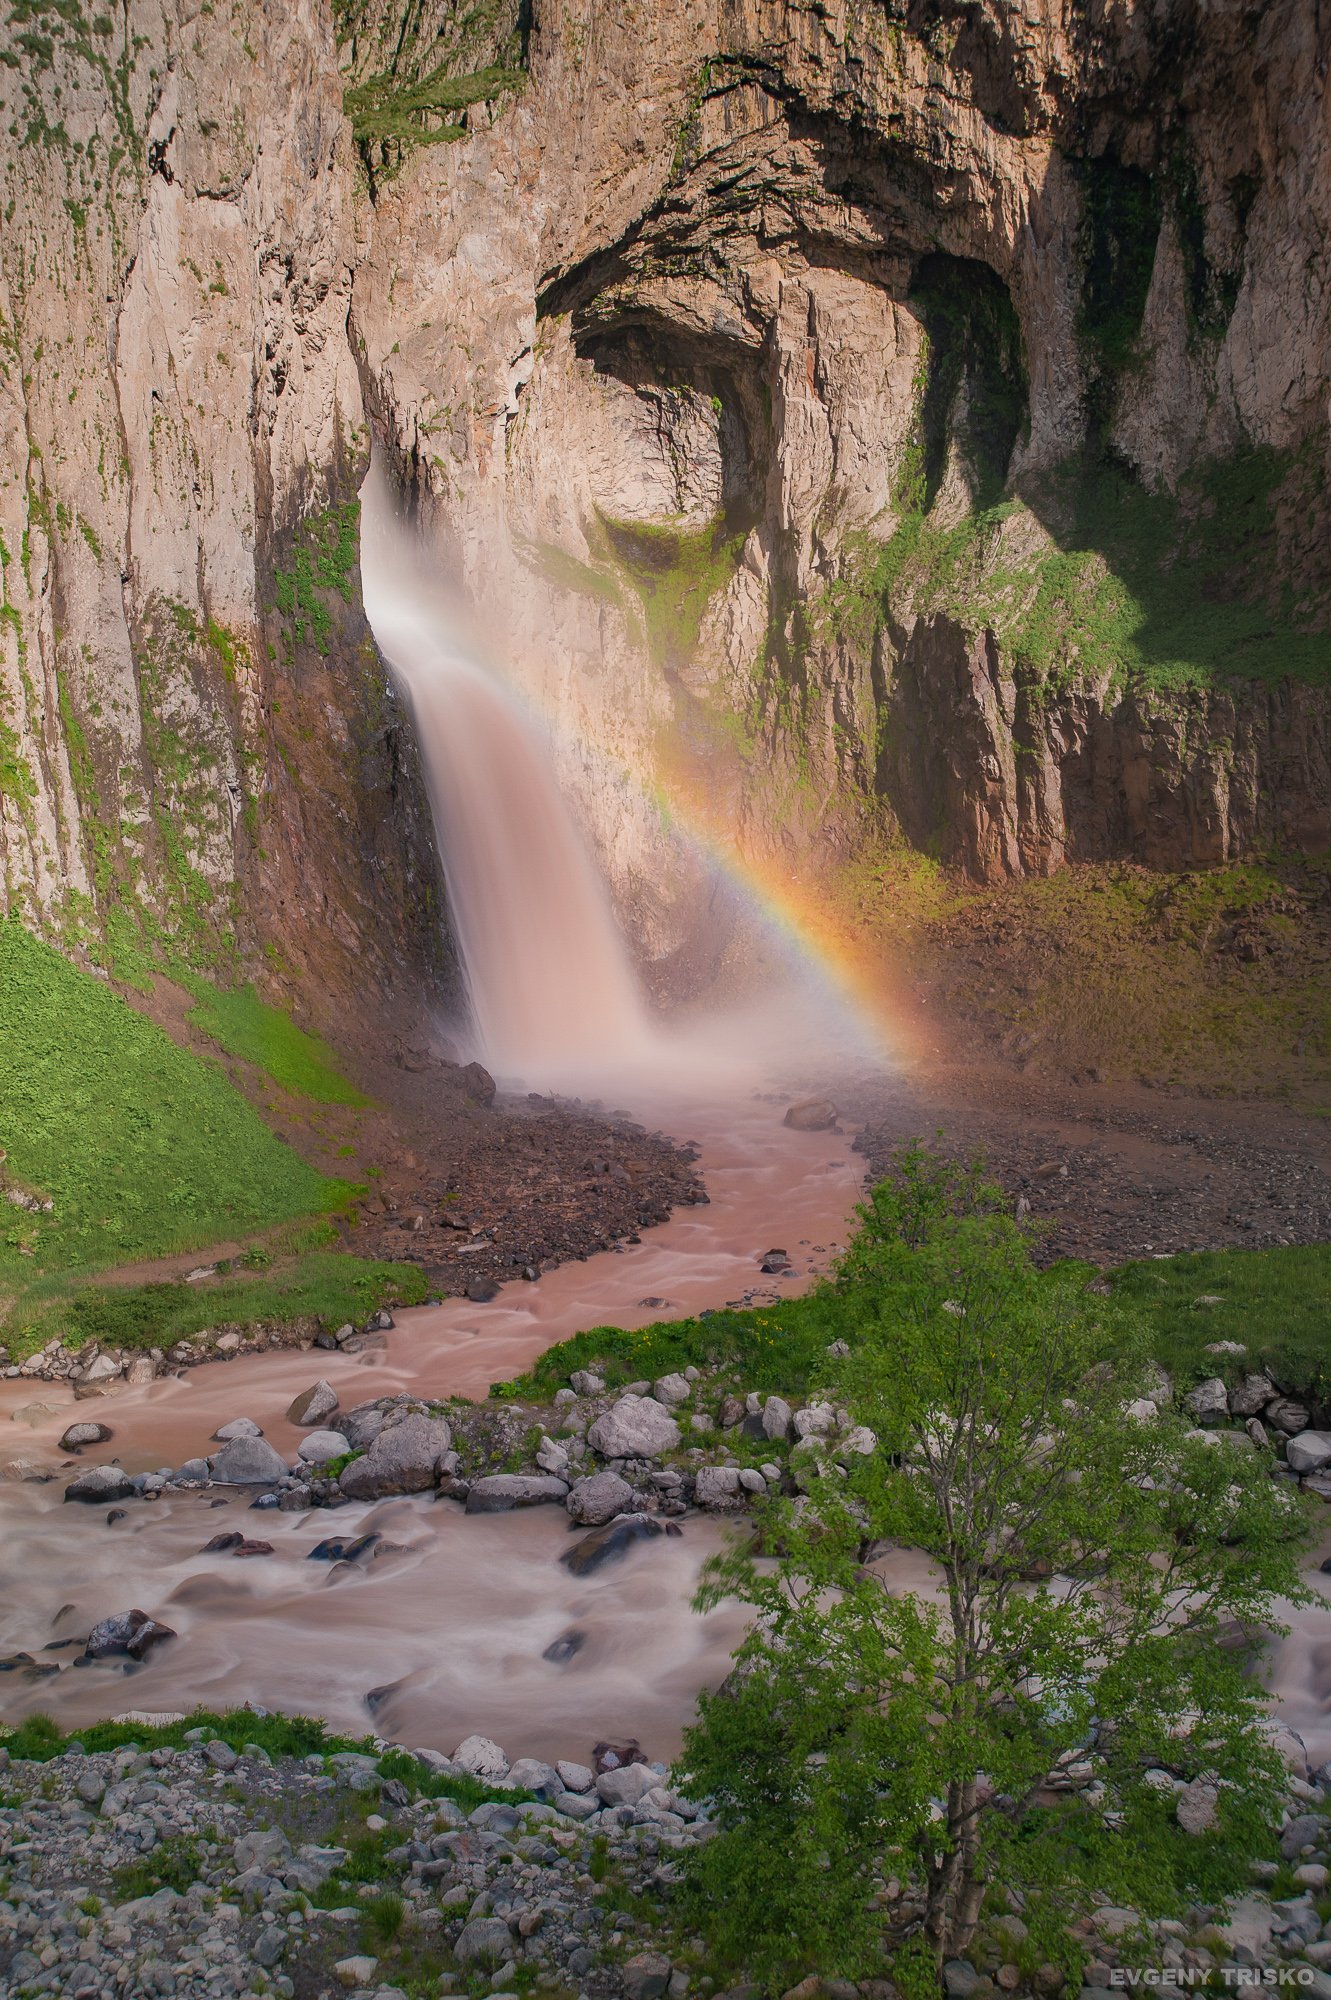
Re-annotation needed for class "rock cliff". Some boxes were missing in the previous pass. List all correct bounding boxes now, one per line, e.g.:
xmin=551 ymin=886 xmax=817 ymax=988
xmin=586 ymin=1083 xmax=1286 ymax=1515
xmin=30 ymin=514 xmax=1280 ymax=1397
xmin=2 ymin=0 xmax=1328 ymax=1013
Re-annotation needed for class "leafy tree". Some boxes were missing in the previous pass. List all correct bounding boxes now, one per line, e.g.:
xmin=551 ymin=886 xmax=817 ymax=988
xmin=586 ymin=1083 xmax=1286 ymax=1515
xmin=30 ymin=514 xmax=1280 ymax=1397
xmin=676 ymin=1145 xmax=1311 ymax=1993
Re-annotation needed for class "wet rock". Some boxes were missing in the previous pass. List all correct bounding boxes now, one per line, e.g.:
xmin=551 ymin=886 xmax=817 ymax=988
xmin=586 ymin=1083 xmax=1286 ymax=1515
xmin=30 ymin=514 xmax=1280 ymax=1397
xmin=452 ymin=1734 xmax=508 ymax=1780
xmin=561 ymin=1513 xmax=679 ymax=1576
xmin=232 ymin=1539 xmax=274 ymax=1557
xmin=201 ymin=1532 xmax=245 ymax=1553
xmin=1287 ymin=1432 xmax=1331 ymax=1475
xmin=212 ymin=1417 xmax=262 ymax=1441
xmin=341 ymin=1403 xmax=387 ymax=1450
xmin=759 ymin=1248 xmax=792 ymax=1274
xmin=365 ymin=1309 xmax=396 ymax=1332
xmin=567 ymin=1469 xmax=633 ymax=1525
xmin=542 ymin=1629 xmax=586 ymax=1665
xmin=211 ymin=1436 xmax=289 ymax=1484
xmin=308 ymin=1531 xmax=381 ymax=1562
xmin=297 ymin=1428 xmax=350 ymax=1464
xmin=287 ymin=1380 xmax=339 ymax=1427
xmin=339 ymin=1413 xmax=452 ymax=1499
xmin=587 ymin=1394 xmax=680 ymax=1460
xmin=176 ymin=1456 xmax=211 ymax=1484
xmin=466 ymin=1276 xmax=501 ymax=1303
xmin=58 ymin=1420 xmax=112 ymax=1451
xmin=783 ymin=1098 xmax=839 ymax=1131
xmin=64 ymin=1464 xmax=135 ymax=1504
xmin=466 ymin=1472 xmax=569 ymax=1512
xmin=84 ymin=1609 xmax=176 ymax=1661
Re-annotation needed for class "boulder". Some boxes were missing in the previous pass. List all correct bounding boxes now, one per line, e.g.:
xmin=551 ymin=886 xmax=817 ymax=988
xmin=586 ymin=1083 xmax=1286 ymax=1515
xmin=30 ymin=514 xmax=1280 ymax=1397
xmin=452 ymin=1734 xmax=508 ymax=1780
xmin=297 ymin=1429 xmax=350 ymax=1465
xmin=793 ymin=1401 xmax=837 ymax=1439
xmin=84 ymin=1608 xmax=176 ymax=1660
xmin=1229 ymin=1374 xmax=1277 ymax=1418
xmin=464 ymin=1474 xmax=569 ymax=1513
xmin=64 ymin=1464 xmax=135 ymax=1504
xmin=595 ymin=1762 xmax=659 ymax=1807
xmin=333 ymin=1959 xmax=378 ymax=1991
xmin=570 ymin=1369 xmax=605 ymax=1397
xmin=455 ymin=1916 xmax=513 ymax=1966
xmin=535 ymin=1435 xmax=570 ymax=1477
xmin=212 ymin=1418 xmax=262 ymax=1442
xmin=652 ymin=1373 xmax=691 ymax=1407
xmin=567 ymin=1469 xmax=633 ymax=1525
xmin=338 ymin=1414 xmax=452 ymax=1499
xmin=340 ymin=1403 xmax=387 ymax=1450
xmin=588 ymin=1394 xmax=680 ymax=1460
xmin=1175 ymin=1776 xmax=1219 ymax=1834
xmin=1184 ymin=1378 xmax=1229 ymax=1427
xmin=836 ymin=1425 xmax=877 ymax=1458
xmin=1267 ymin=1397 xmax=1312 ymax=1436
xmin=556 ymin=1759 xmax=594 ymax=1793
xmin=693 ymin=1465 xmax=743 ymax=1507
xmin=286 ymin=1380 xmax=338 ymax=1428
xmin=761 ymin=1395 xmax=793 ymax=1440
xmin=622 ymin=1954 xmax=673 ymax=2000
xmin=59 ymin=1420 xmax=112 ymax=1451
xmin=210 ymin=1436 xmax=289 ymax=1485
xmin=1287 ymin=1432 xmax=1331 ymax=1476
xmin=562 ymin=1513 xmax=678 ymax=1575
xmin=783 ymin=1098 xmax=839 ymax=1131
xmin=505 ymin=1756 xmax=560 ymax=1795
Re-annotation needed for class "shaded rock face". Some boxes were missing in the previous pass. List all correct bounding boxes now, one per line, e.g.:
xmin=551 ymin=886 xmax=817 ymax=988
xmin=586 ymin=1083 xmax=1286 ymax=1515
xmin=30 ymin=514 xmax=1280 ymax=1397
xmin=0 ymin=0 xmax=452 ymax=1026
xmin=5 ymin=0 xmax=1330 ymax=1018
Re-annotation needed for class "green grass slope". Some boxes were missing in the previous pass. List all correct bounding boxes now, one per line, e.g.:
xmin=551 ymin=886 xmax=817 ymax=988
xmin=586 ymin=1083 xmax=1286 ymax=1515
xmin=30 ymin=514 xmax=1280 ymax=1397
xmin=180 ymin=975 xmax=369 ymax=1105
xmin=0 ymin=920 xmax=350 ymax=1292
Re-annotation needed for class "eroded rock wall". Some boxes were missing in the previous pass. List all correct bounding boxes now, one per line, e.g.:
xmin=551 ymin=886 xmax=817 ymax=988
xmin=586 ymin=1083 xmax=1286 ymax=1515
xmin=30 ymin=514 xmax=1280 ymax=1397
xmin=0 ymin=0 xmax=450 ymax=1019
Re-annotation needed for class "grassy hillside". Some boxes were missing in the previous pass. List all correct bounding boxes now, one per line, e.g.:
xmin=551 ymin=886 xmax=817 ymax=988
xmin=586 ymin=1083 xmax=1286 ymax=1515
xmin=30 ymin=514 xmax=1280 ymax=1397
xmin=0 ymin=920 xmax=352 ymax=1299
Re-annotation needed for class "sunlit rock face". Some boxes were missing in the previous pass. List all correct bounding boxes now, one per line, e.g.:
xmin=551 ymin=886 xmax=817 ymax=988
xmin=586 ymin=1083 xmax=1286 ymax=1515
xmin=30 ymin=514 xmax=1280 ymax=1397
xmin=3 ymin=0 xmax=1329 ymax=1009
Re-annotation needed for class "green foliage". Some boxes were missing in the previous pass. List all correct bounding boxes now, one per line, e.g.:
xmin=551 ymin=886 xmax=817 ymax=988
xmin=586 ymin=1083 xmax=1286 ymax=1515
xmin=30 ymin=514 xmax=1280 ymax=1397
xmin=0 ymin=1706 xmax=361 ymax=1763
xmin=601 ymin=514 xmax=747 ymax=672
xmin=112 ymin=1835 xmax=205 ymax=1901
xmin=1113 ymin=1243 xmax=1331 ymax=1410
xmin=496 ymin=1286 xmax=863 ymax=1403
xmin=344 ymin=62 xmax=522 ymax=179
xmin=8 ymin=1248 xmax=428 ymax=1362
xmin=0 ymin=920 xmax=350 ymax=1305
xmin=273 ymin=503 xmax=360 ymax=654
xmin=676 ymin=1145 xmax=1310 ymax=1990
xmin=366 ymin=1890 xmax=405 ymax=1945
xmin=180 ymin=974 xmax=369 ymax=1105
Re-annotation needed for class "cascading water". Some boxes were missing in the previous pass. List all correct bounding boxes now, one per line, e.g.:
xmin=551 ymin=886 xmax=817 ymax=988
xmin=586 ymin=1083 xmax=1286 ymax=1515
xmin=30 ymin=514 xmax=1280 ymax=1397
xmin=359 ymin=462 xmax=653 ymax=1082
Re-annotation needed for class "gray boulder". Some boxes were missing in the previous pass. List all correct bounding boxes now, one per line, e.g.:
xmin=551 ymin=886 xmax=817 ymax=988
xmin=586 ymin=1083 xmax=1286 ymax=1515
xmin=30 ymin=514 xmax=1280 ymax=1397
xmin=452 ymin=1734 xmax=508 ymax=1780
xmin=570 ymin=1369 xmax=605 ymax=1397
xmin=339 ymin=1413 xmax=452 ymax=1499
xmin=1268 ymin=1397 xmax=1312 ymax=1436
xmin=212 ymin=1418 xmax=262 ymax=1442
xmin=1287 ymin=1431 xmax=1331 ymax=1475
xmin=595 ymin=1762 xmax=658 ymax=1807
xmin=464 ymin=1473 xmax=569 ymax=1513
xmin=64 ymin=1464 xmax=135 ymax=1504
xmin=59 ymin=1420 xmax=112 ymax=1451
xmin=567 ymin=1469 xmax=633 ymax=1525
xmin=588 ymin=1393 xmax=680 ymax=1460
xmin=693 ymin=1465 xmax=743 ymax=1507
xmin=761 ymin=1396 xmax=792 ymax=1441
xmin=652 ymin=1373 xmax=691 ymax=1406
xmin=297 ymin=1429 xmax=350 ymax=1465
xmin=1229 ymin=1374 xmax=1277 ymax=1418
xmin=793 ymin=1400 xmax=837 ymax=1438
xmin=455 ymin=1916 xmax=513 ymax=1965
xmin=1184 ymin=1377 xmax=1229 ymax=1427
xmin=505 ymin=1756 xmax=560 ymax=1794
xmin=84 ymin=1608 xmax=176 ymax=1660
xmin=211 ymin=1436 xmax=289 ymax=1485
xmin=340 ymin=1403 xmax=387 ymax=1450
xmin=622 ymin=1954 xmax=673 ymax=2000
xmin=286 ymin=1380 xmax=338 ymax=1428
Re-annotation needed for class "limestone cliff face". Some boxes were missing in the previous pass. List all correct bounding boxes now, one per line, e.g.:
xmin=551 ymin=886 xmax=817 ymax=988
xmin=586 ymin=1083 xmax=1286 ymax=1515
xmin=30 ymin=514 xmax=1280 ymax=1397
xmin=0 ymin=0 xmax=449 ymax=1018
xmin=2 ymin=0 xmax=1328 ymax=1021
xmin=352 ymin=0 xmax=1331 ymax=954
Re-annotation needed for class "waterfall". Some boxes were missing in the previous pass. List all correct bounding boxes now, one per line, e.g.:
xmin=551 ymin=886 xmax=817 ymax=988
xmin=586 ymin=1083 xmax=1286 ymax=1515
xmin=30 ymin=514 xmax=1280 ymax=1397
xmin=359 ymin=462 xmax=653 ymax=1082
